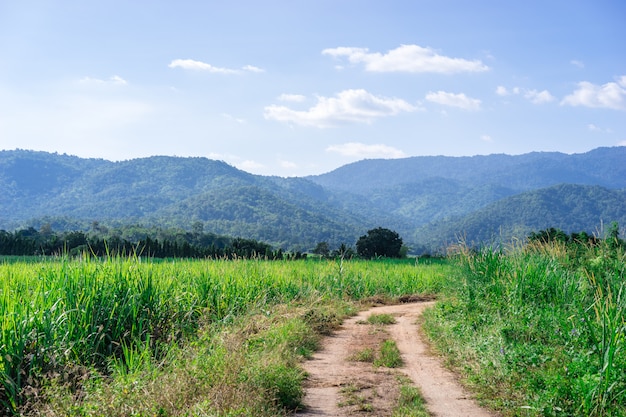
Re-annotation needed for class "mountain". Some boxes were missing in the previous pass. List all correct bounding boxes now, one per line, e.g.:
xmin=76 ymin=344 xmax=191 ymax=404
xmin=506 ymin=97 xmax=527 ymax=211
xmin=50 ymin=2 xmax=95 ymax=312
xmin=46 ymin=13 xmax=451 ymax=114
xmin=0 ymin=150 xmax=383 ymax=250
xmin=308 ymin=147 xmax=626 ymax=193
xmin=307 ymin=147 xmax=626 ymax=230
xmin=1 ymin=147 xmax=624 ymax=253
xmin=413 ymin=184 xmax=626 ymax=249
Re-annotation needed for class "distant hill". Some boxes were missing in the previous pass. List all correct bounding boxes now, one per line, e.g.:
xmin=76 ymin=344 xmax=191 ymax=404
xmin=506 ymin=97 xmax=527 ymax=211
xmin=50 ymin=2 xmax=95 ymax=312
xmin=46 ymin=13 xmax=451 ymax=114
xmin=1 ymin=147 xmax=624 ymax=253
xmin=0 ymin=150 xmax=378 ymax=250
xmin=308 ymin=147 xmax=626 ymax=193
xmin=307 ymin=147 xmax=626 ymax=232
xmin=413 ymin=184 xmax=626 ymax=250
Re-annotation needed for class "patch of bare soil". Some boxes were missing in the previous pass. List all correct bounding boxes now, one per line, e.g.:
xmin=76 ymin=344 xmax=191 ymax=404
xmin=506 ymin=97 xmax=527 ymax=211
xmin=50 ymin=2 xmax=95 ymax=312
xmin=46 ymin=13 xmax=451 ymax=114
xmin=296 ymin=302 xmax=498 ymax=417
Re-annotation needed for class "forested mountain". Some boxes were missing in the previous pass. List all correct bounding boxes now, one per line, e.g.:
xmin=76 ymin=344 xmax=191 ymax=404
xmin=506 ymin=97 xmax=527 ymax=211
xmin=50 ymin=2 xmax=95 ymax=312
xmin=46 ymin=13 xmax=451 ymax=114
xmin=413 ymin=184 xmax=626 ymax=249
xmin=308 ymin=147 xmax=626 ymax=193
xmin=1 ymin=147 xmax=624 ymax=253
xmin=307 ymin=146 xmax=626 ymax=233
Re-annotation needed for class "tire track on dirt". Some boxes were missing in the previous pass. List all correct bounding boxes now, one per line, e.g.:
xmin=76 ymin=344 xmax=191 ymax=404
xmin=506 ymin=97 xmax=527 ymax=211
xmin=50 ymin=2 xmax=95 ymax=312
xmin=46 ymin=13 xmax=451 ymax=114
xmin=297 ymin=302 xmax=497 ymax=417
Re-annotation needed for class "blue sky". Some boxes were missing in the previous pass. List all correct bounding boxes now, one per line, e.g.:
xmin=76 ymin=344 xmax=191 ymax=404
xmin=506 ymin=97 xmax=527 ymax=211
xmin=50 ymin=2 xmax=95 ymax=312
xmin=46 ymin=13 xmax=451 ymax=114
xmin=1 ymin=1 xmax=625 ymax=176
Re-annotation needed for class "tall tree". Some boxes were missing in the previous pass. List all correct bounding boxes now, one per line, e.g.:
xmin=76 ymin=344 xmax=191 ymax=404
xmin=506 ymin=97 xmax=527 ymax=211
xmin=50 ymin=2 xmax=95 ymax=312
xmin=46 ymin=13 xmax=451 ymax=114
xmin=313 ymin=241 xmax=330 ymax=257
xmin=356 ymin=227 xmax=403 ymax=259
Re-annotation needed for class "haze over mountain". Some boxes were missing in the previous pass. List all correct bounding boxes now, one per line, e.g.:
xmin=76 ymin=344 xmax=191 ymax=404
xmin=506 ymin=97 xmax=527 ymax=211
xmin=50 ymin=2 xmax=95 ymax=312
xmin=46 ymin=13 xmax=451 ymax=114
xmin=1 ymin=147 xmax=625 ymax=253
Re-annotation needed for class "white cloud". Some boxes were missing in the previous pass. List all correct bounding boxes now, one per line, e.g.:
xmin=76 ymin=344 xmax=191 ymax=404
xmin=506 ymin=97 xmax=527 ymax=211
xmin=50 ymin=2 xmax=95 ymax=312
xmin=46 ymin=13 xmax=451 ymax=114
xmin=571 ymin=60 xmax=585 ymax=68
xmin=498 ymin=85 xmax=555 ymax=104
xmin=242 ymin=65 xmax=264 ymax=73
xmin=483 ymin=50 xmax=496 ymax=61
xmin=277 ymin=93 xmax=306 ymax=102
xmin=169 ymin=59 xmax=235 ymax=73
xmin=326 ymin=142 xmax=406 ymax=158
xmin=561 ymin=76 xmax=626 ymax=110
xmin=221 ymin=113 xmax=246 ymax=124
xmin=618 ymin=140 xmax=626 ymax=146
xmin=425 ymin=91 xmax=481 ymax=111
xmin=322 ymin=44 xmax=489 ymax=74
xmin=500 ymin=86 xmax=523 ymax=96
xmin=587 ymin=123 xmax=612 ymax=133
xmin=207 ymin=152 xmax=227 ymax=160
xmin=480 ymin=134 xmax=493 ymax=142
xmin=587 ymin=123 xmax=600 ymax=131
xmin=279 ymin=159 xmax=298 ymax=169
xmin=78 ymin=75 xmax=128 ymax=86
xmin=496 ymin=86 xmax=509 ymax=96
xmin=264 ymin=89 xmax=419 ymax=128
xmin=168 ymin=59 xmax=263 ymax=74
xmin=238 ymin=160 xmax=265 ymax=171
xmin=524 ymin=89 xmax=555 ymax=104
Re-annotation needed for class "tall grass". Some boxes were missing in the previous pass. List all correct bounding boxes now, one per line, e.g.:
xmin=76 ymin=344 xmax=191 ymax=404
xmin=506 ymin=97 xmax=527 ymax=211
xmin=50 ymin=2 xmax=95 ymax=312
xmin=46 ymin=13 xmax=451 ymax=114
xmin=424 ymin=241 xmax=625 ymax=416
xmin=0 ymin=256 xmax=449 ymax=415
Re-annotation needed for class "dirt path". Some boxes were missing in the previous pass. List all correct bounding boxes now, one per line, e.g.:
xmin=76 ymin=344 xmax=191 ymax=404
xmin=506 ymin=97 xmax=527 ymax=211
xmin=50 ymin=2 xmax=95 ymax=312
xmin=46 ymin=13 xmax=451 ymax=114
xmin=296 ymin=302 xmax=497 ymax=417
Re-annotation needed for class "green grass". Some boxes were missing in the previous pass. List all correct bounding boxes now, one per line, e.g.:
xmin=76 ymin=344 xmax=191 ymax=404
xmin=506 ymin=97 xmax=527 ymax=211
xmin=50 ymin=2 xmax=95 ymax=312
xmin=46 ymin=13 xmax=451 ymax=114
xmin=14 ymin=246 xmax=621 ymax=416
xmin=350 ymin=347 xmax=376 ymax=363
xmin=374 ymin=339 xmax=403 ymax=368
xmin=423 ymin=241 xmax=626 ymax=417
xmin=7 ymin=244 xmax=624 ymax=416
xmin=0 ymin=256 xmax=450 ymax=416
xmin=338 ymin=383 xmax=374 ymax=412
xmin=366 ymin=313 xmax=397 ymax=325
xmin=392 ymin=376 xmax=430 ymax=417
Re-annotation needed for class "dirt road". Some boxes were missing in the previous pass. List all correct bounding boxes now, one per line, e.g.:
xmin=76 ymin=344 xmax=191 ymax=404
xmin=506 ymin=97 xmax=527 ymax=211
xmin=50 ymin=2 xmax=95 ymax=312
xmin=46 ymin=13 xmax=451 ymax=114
xmin=296 ymin=302 xmax=497 ymax=416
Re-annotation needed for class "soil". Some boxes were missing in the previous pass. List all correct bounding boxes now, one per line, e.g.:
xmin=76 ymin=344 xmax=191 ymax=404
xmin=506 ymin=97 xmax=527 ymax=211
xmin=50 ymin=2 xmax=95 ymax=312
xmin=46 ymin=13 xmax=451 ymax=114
xmin=296 ymin=301 xmax=498 ymax=417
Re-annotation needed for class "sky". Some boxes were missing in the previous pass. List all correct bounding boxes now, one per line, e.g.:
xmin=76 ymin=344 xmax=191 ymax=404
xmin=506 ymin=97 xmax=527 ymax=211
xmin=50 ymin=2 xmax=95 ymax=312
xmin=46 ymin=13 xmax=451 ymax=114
xmin=1 ymin=1 xmax=625 ymax=177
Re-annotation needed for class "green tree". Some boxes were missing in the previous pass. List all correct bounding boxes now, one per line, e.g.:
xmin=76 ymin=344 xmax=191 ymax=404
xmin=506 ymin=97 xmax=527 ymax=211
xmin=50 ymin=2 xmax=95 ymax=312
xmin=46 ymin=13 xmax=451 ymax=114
xmin=312 ymin=241 xmax=330 ymax=257
xmin=606 ymin=221 xmax=623 ymax=250
xmin=192 ymin=221 xmax=204 ymax=236
xmin=528 ymin=227 xmax=568 ymax=244
xmin=332 ymin=243 xmax=355 ymax=259
xmin=356 ymin=227 xmax=403 ymax=259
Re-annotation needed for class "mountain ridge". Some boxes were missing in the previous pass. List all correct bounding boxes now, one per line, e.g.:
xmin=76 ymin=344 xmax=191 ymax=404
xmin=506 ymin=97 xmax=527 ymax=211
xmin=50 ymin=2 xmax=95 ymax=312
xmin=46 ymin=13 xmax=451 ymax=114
xmin=307 ymin=147 xmax=626 ymax=193
xmin=1 ymin=147 xmax=624 ymax=253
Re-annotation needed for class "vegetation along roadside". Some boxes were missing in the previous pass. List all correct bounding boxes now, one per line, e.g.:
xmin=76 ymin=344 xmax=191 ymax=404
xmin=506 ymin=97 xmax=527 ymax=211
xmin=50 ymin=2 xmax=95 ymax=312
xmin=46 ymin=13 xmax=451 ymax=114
xmin=423 ymin=225 xmax=625 ymax=416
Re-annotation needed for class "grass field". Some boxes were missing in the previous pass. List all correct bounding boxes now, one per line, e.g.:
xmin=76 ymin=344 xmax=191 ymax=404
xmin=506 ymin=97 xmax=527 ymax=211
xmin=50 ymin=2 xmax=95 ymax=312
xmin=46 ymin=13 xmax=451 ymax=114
xmin=2 ymin=241 xmax=624 ymax=416
xmin=0 ymin=256 xmax=448 ymax=416
xmin=424 ymin=240 xmax=626 ymax=416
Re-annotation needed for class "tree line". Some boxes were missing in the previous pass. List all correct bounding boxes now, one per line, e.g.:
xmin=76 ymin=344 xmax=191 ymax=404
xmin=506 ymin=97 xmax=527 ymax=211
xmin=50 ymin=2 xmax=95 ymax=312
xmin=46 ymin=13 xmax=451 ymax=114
xmin=0 ymin=227 xmax=304 ymax=260
xmin=313 ymin=227 xmax=406 ymax=259
xmin=527 ymin=222 xmax=624 ymax=249
xmin=3 ymin=223 xmax=621 ymax=261
xmin=0 ymin=224 xmax=409 ymax=260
